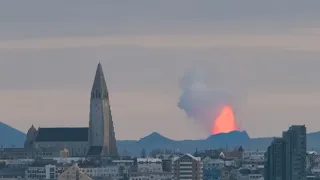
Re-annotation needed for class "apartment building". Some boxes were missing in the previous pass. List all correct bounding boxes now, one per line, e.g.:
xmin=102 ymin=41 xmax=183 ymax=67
xmin=172 ymin=154 xmax=203 ymax=180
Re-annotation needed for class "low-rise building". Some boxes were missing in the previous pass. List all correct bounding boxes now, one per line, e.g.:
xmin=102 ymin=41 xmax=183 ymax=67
xmin=1 ymin=159 xmax=34 ymax=169
xmin=58 ymin=163 xmax=92 ymax=180
xmin=0 ymin=147 xmax=61 ymax=160
xmin=137 ymin=158 xmax=162 ymax=173
xmin=0 ymin=168 xmax=26 ymax=180
xmin=235 ymin=168 xmax=263 ymax=180
xmin=26 ymin=163 xmax=69 ymax=180
xmin=242 ymin=151 xmax=265 ymax=160
xmin=202 ymin=156 xmax=223 ymax=180
xmin=156 ymin=154 xmax=178 ymax=172
xmin=130 ymin=172 xmax=172 ymax=180
xmin=79 ymin=164 xmax=121 ymax=179
xmin=112 ymin=160 xmax=134 ymax=167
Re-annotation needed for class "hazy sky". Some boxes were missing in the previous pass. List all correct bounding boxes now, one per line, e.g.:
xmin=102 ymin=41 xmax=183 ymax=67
xmin=1 ymin=0 xmax=320 ymax=140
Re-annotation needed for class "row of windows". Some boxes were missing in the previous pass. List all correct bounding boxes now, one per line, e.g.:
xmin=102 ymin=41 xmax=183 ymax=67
xmin=80 ymin=169 xmax=117 ymax=173
xmin=27 ymin=175 xmax=47 ymax=179
xmin=91 ymin=91 xmax=108 ymax=99
xmin=138 ymin=162 xmax=162 ymax=164
xmin=84 ymin=173 xmax=121 ymax=177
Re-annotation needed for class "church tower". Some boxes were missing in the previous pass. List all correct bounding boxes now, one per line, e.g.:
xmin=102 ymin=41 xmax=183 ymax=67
xmin=87 ymin=63 xmax=118 ymax=157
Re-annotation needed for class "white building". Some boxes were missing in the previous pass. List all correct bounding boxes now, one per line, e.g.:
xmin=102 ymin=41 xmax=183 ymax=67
xmin=26 ymin=164 xmax=68 ymax=180
xmin=26 ymin=162 xmax=122 ymax=180
xmin=202 ymin=156 xmax=225 ymax=170
xmin=172 ymin=154 xmax=203 ymax=180
xmin=235 ymin=168 xmax=263 ymax=180
xmin=137 ymin=158 xmax=163 ymax=173
xmin=79 ymin=165 xmax=121 ymax=179
xmin=242 ymin=156 xmax=264 ymax=168
xmin=112 ymin=160 xmax=134 ymax=167
xmin=311 ymin=165 xmax=320 ymax=175
xmin=2 ymin=159 xmax=34 ymax=168
xmin=248 ymin=174 xmax=264 ymax=180
xmin=242 ymin=151 xmax=265 ymax=160
xmin=130 ymin=172 xmax=172 ymax=180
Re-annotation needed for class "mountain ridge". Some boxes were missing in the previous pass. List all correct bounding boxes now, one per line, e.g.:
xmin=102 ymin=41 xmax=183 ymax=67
xmin=0 ymin=122 xmax=26 ymax=148
xmin=1 ymin=123 xmax=320 ymax=157
xmin=117 ymin=130 xmax=320 ymax=156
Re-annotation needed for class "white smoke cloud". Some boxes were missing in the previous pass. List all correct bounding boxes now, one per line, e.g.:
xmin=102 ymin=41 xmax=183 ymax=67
xmin=178 ymin=68 xmax=238 ymax=134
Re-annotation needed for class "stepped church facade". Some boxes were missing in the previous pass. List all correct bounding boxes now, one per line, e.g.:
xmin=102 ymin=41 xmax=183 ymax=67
xmin=24 ymin=63 xmax=118 ymax=157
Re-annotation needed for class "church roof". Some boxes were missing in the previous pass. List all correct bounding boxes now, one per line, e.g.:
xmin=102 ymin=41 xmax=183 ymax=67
xmin=35 ymin=127 xmax=89 ymax=142
xmin=91 ymin=63 xmax=108 ymax=94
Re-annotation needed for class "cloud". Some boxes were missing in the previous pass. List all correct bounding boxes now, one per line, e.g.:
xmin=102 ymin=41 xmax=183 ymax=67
xmin=177 ymin=69 xmax=238 ymax=134
xmin=2 ymin=0 xmax=320 ymax=139
xmin=1 ymin=34 xmax=320 ymax=51
xmin=0 ymin=89 xmax=203 ymax=140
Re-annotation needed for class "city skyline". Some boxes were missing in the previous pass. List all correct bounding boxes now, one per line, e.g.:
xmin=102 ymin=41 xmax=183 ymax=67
xmin=2 ymin=1 xmax=320 ymax=140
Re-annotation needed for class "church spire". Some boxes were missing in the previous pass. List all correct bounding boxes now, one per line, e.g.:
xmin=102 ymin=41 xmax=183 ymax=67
xmin=88 ymin=62 xmax=118 ymax=157
xmin=91 ymin=63 xmax=108 ymax=99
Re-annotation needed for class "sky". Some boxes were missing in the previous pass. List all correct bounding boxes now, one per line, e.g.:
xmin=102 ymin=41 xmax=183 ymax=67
xmin=1 ymin=0 xmax=320 ymax=140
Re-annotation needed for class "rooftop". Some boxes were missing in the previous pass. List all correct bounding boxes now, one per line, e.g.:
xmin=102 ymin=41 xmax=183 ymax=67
xmin=137 ymin=158 xmax=162 ymax=163
xmin=35 ymin=127 xmax=88 ymax=142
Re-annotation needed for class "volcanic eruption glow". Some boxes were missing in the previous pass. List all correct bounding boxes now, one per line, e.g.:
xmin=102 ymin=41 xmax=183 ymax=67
xmin=212 ymin=105 xmax=239 ymax=134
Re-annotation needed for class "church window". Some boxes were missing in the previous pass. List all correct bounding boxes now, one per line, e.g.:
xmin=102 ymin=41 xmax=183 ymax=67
xmin=98 ymin=92 xmax=101 ymax=98
xmin=91 ymin=93 xmax=94 ymax=98
xmin=96 ymin=91 xmax=98 ymax=98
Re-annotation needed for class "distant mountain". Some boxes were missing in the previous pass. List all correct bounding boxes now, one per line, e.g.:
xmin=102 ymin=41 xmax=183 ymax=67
xmin=0 ymin=122 xmax=26 ymax=148
xmin=2 ymin=123 xmax=320 ymax=157
xmin=206 ymin=131 xmax=250 ymax=146
xmin=117 ymin=131 xmax=320 ymax=156
xmin=138 ymin=132 xmax=175 ymax=147
xmin=117 ymin=131 xmax=251 ymax=156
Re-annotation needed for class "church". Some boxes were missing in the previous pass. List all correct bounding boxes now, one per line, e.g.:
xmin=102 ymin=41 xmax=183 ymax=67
xmin=24 ymin=63 xmax=118 ymax=157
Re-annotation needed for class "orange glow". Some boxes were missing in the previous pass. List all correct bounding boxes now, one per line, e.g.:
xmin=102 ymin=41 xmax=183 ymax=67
xmin=212 ymin=106 xmax=239 ymax=134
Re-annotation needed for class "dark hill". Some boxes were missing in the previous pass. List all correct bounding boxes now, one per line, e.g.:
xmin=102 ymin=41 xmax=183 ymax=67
xmin=204 ymin=131 xmax=250 ymax=148
xmin=0 ymin=122 xmax=26 ymax=148
xmin=117 ymin=131 xmax=320 ymax=156
xmin=2 ymin=123 xmax=320 ymax=157
xmin=138 ymin=132 xmax=173 ymax=145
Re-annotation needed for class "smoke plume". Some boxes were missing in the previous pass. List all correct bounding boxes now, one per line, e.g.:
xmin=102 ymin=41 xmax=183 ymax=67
xmin=178 ymin=69 xmax=236 ymax=134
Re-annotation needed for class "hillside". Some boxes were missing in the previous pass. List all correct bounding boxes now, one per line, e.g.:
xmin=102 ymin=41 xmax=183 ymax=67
xmin=0 ymin=122 xmax=26 ymax=148
xmin=1 ymin=123 xmax=320 ymax=157
xmin=117 ymin=131 xmax=320 ymax=156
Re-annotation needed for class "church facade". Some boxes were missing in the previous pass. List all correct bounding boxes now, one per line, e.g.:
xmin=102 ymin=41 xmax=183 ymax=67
xmin=24 ymin=63 xmax=118 ymax=157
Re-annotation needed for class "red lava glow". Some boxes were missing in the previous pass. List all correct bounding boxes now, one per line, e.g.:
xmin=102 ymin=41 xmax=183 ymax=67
xmin=212 ymin=106 xmax=239 ymax=134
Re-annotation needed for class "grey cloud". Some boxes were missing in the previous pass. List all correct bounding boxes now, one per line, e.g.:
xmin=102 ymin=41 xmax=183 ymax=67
xmin=1 ymin=0 xmax=320 ymax=39
xmin=177 ymin=69 xmax=237 ymax=134
xmin=1 ymin=47 xmax=320 ymax=94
